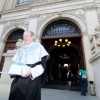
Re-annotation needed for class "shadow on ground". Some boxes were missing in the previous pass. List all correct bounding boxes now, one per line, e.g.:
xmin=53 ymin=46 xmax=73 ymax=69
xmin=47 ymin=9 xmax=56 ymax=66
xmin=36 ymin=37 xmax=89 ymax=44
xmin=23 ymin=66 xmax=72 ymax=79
xmin=42 ymin=82 xmax=80 ymax=91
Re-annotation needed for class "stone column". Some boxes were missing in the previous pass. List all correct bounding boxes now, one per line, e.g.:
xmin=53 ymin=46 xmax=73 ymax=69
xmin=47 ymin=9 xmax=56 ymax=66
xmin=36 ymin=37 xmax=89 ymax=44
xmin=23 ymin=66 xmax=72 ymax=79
xmin=82 ymin=33 xmax=95 ymax=93
xmin=89 ymin=53 xmax=100 ymax=98
xmin=28 ymin=16 xmax=38 ymax=42
xmin=89 ymin=26 xmax=100 ymax=98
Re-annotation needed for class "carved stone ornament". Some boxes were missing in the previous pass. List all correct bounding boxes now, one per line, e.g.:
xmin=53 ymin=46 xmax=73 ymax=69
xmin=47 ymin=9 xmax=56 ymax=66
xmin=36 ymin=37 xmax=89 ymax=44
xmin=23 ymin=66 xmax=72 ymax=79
xmin=36 ymin=8 xmax=87 ymax=36
xmin=0 ymin=20 xmax=6 ymax=24
xmin=63 ymin=9 xmax=86 ymax=24
xmin=89 ymin=26 xmax=100 ymax=55
xmin=15 ymin=39 xmax=25 ymax=49
xmin=29 ymin=14 xmax=39 ymax=18
xmin=37 ymin=12 xmax=56 ymax=30
xmin=98 ymin=13 xmax=100 ymax=23
xmin=84 ymin=4 xmax=97 ymax=11
xmin=3 ymin=18 xmax=29 ymax=33
xmin=92 ymin=25 xmax=100 ymax=46
xmin=95 ymin=25 xmax=100 ymax=32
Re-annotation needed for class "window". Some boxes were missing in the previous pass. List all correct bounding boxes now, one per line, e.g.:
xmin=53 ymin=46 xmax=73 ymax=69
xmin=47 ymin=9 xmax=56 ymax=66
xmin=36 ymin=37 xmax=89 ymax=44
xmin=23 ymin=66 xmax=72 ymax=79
xmin=18 ymin=0 xmax=32 ymax=4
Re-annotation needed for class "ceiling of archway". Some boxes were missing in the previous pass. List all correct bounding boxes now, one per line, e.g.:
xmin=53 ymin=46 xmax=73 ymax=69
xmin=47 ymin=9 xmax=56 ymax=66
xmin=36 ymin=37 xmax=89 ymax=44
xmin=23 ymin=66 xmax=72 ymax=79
xmin=42 ymin=37 xmax=82 ymax=70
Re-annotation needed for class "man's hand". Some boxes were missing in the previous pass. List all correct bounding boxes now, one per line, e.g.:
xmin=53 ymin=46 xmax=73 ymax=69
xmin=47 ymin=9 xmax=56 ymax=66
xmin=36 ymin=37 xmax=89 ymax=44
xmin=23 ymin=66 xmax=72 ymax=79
xmin=21 ymin=70 xmax=31 ymax=78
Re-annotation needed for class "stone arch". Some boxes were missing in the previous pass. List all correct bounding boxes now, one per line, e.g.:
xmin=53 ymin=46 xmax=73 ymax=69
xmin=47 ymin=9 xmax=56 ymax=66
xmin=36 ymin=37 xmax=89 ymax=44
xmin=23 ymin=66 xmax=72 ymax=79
xmin=37 ymin=14 xmax=87 ymax=83
xmin=0 ymin=26 xmax=27 ymax=73
xmin=36 ymin=14 xmax=87 ymax=42
xmin=2 ymin=25 xmax=27 ymax=41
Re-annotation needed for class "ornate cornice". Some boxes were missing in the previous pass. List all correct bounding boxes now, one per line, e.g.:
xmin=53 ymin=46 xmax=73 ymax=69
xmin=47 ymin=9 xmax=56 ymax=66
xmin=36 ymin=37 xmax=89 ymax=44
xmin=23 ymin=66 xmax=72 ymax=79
xmin=30 ymin=0 xmax=94 ymax=8
xmin=84 ymin=4 xmax=97 ymax=11
xmin=30 ymin=0 xmax=67 ymax=6
xmin=29 ymin=14 xmax=39 ymax=18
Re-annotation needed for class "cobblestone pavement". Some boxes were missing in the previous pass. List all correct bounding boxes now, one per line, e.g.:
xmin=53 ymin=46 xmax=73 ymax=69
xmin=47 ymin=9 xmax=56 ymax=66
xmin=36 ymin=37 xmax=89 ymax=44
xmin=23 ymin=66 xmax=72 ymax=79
xmin=0 ymin=88 xmax=100 ymax=100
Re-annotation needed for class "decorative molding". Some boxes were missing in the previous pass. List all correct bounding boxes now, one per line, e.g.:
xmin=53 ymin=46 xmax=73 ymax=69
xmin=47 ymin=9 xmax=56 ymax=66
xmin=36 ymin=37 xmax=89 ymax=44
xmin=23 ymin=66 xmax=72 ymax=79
xmin=29 ymin=14 xmax=39 ymax=18
xmin=89 ymin=25 xmax=100 ymax=56
xmin=3 ymin=18 xmax=29 ymax=34
xmin=98 ymin=13 xmax=100 ymax=24
xmin=36 ymin=8 xmax=87 ymax=36
xmin=30 ymin=0 xmax=94 ymax=8
xmin=57 ymin=12 xmax=62 ymax=17
xmin=61 ymin=9 xmax=87 ymax=32
xmin=37 ymin=12 xmax=56 ymax=30
xmin=63 ymin=9 xmax=86 ymax=24
xmin=0 ymin=20 xmax=6 ymax=24
xmin=30 ymin=0 xmax=66 ymax=6
xmin=84 ymin=4 xmax=97 ymax=11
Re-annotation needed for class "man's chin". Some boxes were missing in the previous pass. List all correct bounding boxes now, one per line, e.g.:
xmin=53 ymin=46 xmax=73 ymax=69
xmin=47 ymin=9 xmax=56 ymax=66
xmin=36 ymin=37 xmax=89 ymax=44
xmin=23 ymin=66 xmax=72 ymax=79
xmin=26 ymin=42 xmax=31 ymax=45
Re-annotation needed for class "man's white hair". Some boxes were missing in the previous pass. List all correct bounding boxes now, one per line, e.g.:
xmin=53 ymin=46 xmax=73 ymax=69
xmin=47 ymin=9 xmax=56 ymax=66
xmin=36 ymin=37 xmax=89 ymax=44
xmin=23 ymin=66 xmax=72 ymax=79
xmin=24 ymin=30 xmax=34 ymax=36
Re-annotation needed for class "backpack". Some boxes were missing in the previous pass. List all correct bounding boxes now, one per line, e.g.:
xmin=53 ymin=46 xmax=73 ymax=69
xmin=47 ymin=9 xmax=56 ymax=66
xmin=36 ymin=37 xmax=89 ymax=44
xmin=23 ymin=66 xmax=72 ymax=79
xmin=77 ymin=71 xmax=82 ymax=80
xmin=77 ymin=74 xmax=82 ymax=80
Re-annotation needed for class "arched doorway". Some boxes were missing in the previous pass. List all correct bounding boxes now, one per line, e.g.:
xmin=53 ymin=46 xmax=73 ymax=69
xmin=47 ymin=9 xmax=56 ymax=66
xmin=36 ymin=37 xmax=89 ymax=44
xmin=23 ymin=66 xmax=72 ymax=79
xmin=0 ymin=29 xmax=24 ymax=75
xmin=41 ymin=19 xmax=85 ymax=89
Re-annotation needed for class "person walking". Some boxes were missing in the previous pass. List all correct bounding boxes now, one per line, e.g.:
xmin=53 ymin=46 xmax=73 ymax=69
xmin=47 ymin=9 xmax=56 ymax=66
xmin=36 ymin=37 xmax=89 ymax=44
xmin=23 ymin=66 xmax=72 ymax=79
xmin=8 ymin=30 xmax=50 ymax=100
xmin=79 ymin=67 xmax=87 ymax=96
xmin=67 ymin=69 xmax=73 ymax=87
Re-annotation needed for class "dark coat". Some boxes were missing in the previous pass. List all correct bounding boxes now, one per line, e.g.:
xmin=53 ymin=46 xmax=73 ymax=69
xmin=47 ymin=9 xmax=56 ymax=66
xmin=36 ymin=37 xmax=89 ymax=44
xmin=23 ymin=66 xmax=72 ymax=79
xmin=9 ymin=57 xmax=46 ymax=100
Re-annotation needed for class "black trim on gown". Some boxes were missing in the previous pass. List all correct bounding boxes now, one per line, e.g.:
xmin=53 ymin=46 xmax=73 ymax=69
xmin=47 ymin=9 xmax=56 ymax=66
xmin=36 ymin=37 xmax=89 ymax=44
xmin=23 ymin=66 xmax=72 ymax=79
xmin=9 ymin=57 xmax=46 ymax=100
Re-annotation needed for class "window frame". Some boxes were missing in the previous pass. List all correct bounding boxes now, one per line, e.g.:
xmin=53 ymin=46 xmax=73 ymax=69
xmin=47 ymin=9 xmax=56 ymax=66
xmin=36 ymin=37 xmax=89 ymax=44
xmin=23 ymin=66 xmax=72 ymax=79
xmin=17 ymin=0 xmax=32 ymax=5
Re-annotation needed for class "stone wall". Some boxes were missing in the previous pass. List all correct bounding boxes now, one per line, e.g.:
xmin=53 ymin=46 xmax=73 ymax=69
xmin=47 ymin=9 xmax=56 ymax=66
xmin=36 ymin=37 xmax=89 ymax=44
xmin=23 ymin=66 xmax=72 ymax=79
xmin=89 ymin=25 xmax=100 ymax=98
xmin=0 ymin=49 xmax=17 ymax=94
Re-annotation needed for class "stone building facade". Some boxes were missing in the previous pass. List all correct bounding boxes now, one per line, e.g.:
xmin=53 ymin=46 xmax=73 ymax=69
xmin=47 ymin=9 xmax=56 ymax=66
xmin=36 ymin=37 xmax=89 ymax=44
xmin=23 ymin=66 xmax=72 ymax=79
xmin=0 ymin=0 xmax=100 ymax=98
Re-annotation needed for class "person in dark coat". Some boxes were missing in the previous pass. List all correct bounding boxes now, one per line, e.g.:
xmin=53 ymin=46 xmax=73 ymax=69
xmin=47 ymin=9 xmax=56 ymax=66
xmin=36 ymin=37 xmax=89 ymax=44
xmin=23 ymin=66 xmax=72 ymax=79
xmin=67 ymin=69 xmax=73 ymax=87
xmin=8 ymin=30 xmax=50 ymax=100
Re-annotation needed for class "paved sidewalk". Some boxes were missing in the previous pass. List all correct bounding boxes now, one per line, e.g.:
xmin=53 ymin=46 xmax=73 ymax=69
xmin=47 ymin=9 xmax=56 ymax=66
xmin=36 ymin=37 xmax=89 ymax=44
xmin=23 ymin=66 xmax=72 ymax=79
xmin=0 ymin=88 xmax=100 ymax=100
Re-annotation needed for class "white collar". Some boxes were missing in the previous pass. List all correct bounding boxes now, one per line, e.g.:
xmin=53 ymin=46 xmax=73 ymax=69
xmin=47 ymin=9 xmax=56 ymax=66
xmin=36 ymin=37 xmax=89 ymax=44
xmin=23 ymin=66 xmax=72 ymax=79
xmin=25 ymin=41 xmax=34 ymax=47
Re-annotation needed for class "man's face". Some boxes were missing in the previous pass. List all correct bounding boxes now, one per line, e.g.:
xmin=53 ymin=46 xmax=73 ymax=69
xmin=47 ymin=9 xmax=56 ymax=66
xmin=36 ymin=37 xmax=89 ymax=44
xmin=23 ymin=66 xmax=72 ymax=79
xmin=23 ymin=31 xmax=34 ymax=45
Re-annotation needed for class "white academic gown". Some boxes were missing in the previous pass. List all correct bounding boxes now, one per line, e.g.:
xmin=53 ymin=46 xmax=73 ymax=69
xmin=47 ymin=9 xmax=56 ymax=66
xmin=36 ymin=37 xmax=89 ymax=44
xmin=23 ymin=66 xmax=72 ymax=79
xmin=8 ymin=42 xmax=49 ymax=100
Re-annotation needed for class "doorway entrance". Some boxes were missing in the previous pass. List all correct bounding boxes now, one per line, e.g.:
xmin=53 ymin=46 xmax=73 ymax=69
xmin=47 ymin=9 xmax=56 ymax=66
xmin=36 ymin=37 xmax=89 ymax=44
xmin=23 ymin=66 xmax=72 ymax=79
xmin=41 ymin=19 xmax=85 ymax=89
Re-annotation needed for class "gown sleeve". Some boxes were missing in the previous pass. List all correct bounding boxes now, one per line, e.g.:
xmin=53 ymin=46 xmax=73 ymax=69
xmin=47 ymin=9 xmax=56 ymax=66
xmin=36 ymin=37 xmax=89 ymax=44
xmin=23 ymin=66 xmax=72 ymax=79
xmin=30 ymin=57 xmax=46 ymax=80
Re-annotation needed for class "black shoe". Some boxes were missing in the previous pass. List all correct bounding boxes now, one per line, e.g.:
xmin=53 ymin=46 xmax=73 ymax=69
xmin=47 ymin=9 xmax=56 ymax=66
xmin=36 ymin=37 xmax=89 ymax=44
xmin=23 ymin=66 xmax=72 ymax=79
xmin=83 ymin=94 xmax=86 ymax=96
xmin=80 ymin=93 xmax=83 ymax=95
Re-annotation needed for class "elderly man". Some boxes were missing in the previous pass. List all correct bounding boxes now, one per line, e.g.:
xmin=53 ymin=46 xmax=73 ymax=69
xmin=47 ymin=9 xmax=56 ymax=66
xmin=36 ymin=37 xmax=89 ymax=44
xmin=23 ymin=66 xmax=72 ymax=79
xmin=9 ymin=30 xmax=49 ymax=100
